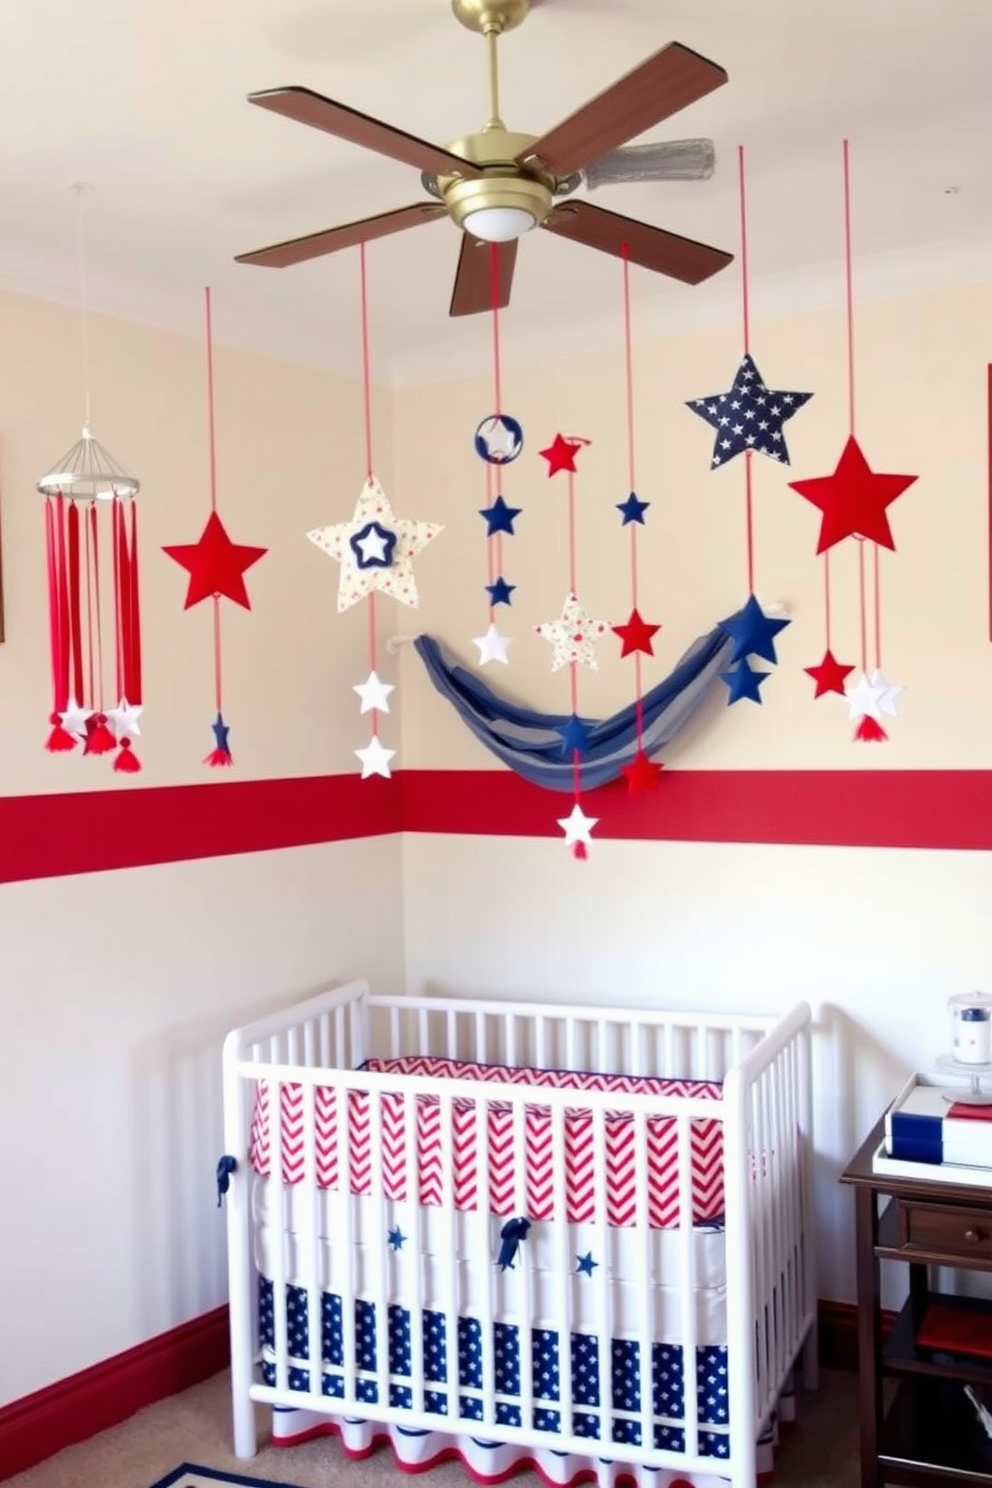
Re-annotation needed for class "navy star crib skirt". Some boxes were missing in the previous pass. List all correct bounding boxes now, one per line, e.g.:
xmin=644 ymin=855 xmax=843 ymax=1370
xmin=222 ymin=981 xmax=817 ymax=1488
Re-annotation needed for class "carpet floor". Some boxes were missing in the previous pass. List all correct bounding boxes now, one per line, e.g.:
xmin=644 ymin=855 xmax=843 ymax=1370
xmin=5 ymin=1368 xmax=859 ymax=1488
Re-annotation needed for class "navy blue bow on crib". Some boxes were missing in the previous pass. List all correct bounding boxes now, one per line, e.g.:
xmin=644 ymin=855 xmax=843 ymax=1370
xmin=496 ymin=1217 xmax=531 ymax=1270
xmin=216 ymin=1154 xmax=238 ymax=1207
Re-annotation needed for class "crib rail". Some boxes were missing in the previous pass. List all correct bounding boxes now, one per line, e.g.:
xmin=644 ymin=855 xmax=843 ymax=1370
xmin=223 ymin=984 xmax=814 ymax=1488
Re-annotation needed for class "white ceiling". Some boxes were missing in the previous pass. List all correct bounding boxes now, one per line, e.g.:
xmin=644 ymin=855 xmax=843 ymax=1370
xmin=1 ymin=0 xmax=991 ymax=386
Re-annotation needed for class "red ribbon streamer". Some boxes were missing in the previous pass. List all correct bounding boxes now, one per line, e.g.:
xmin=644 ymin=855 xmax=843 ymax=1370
xmin=358 ymin=242 xmax=379 ymax=708
xmin=90 ymin=504 xmax=105 ymax=710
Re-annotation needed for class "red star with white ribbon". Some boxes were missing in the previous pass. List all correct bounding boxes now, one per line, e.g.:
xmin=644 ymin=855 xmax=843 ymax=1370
xmin=612 ymin=608 xmax=661 ymax=659
xmin=804 ymin=649 xmax=855 ymax=699
xmin=163 ymin=511 xmax=267 ymax=609
xmin=788 ymin=435 xmax=917 ymax=554
xmin=539 ymin=433 xmax=586 ymax=477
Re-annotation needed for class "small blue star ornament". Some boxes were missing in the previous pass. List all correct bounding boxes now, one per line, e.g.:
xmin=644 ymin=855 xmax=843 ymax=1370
xmin=687 ymin=353 xmax=813 ymax=469
xmin=556 ymin=713 xmax=593 ymax=757
xmin=617 ymin=491 xmax=650 ymax=525
xmin=474 ymin=413 xmax=524 ymax=465
xmin=479 ymin=494 xmax=522 ymax=537
xmin=721 ymin=658 xmax=770 ymax=705
xmin=204 ymin=711 xmax=233 ymax=766
xmin=720 ymin=594 xmax=791 ymax=665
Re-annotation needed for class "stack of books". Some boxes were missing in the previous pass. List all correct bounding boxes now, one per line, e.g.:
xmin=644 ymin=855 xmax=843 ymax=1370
xmin=872 ymin=1075 xmax=992 ymax=1185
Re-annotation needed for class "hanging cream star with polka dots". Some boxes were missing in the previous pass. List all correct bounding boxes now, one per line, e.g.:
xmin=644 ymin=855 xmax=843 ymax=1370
xmin=307 ymin=477 xmax=443 ymax=613
xmin=534 ymin=591 xmax=612 ymax=672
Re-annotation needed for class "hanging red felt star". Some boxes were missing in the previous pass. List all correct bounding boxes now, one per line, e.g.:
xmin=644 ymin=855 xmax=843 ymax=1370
xmin=539 ymin=433 xmax=585 ymax=477
xmin=163 ymin=511 xmax=267 ymax=610
xmin=612 ymin=608 xmax=661 ymax=658
xmin=804 ymin=649 xmax=855 ymax=699
xmin=621 ymin=750 xmax=664 ymax=793
xmin=788 ymin=435 xmax=917 ymax=554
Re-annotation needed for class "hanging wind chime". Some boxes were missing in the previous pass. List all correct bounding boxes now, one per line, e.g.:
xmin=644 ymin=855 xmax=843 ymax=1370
xmin=686 ymin=146 xmax=808 ymax=703
xmin=306 ymin=240 xmax=442 ymax=779
xmin=472 ymin=243 xmax=522 ymax=669
xmin=789 ymin=140 xmax=917 ymax=741
xmin=162 ymin=287 xmax=268 ymax=766
xmin=37 ymin=183 xmax=144 ymax=773
xmin=613 ymin=242 xmax=663 ymax=793
xmin=535 ymin=430 xmax=608 ymax=859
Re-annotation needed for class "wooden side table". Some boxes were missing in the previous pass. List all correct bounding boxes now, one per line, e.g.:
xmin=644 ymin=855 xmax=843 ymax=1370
xmin=841 ymin=1116 xmax=992 ymax=1488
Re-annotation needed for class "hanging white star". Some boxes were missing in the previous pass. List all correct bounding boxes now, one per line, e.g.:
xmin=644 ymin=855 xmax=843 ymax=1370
xmin=843 ymin=671 xmax=889 ymax=723
xmin=353 ymin=671 xmax=394 ymax=715
xmin=307 ymin=477 xmax=442 ymax=613
xmin=868 ymin=668 xmax=905 ymax=717
xmin=59 ymin=697 xmax=92 ymax=738
xmin=535 ymin=592 xmax=611 ymax=672
xmin=355 ymin=734 xmax=396 ymax=780
xmin=106 ymin=697 xmax=143 ymax=740
xmin=558 ymin=802 xmax=598 ymax=850
xmin=473 ymin=623 xmax=512 ymax=666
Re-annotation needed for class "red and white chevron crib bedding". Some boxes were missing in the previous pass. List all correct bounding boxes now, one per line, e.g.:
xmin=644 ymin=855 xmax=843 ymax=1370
xmin=247 ymin=1055 xmax=724 ymax=1229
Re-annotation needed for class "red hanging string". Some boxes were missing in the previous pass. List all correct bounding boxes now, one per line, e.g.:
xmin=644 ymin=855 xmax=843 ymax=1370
xmin=823 ymin=550 xmax=832 ymax=651
xmin=872 ymin=544 xmax=882 ymax=670
xmin=128 ymin=500 xmax=142 ymax=705
xmin=67 ymin=502 xmax=84 ymax=708
xmin=83 ymin=497 xmax=114 ymax=757
xmin=484 ymin=461 xmax=496 ymax=622
xmin=84 ymin=504 xmax=95 ymax=710
xmin=90 ymin=504 xmax=105 ymax=711
xmin=489 ymin=244 xmax=503 ymax=417
xmin=44 ymin=497 xmax=75 ymax=750
xmin=111 ymin=497 xmax=142 ymax=772
xmin=567 ymin=472 xmax=577 ymax=596
xmin=212 ymin=599 xmax=223 ymax=715
xmin=857 ymin=541 xmax=867 ymax=674
xmin=359 ymin=242 xmax=375 ymax=482
xmin=358 ymin=241 xmax=380 ymax=700
xmin=111 ymin=495 xmax=123 ymax=704
xmin=621 ymin=243 xmax=647 ymax=755
xmin=842 ymin=139 xmax=856 ymax=440
xmin=205 ymin=286 xmax=219 ymax=512
xmin=737 ymin=147 xmax=755 ymax=595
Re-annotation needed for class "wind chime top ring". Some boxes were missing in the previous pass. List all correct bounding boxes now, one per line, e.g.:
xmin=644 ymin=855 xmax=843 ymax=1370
xmin=36 ymin=425 xmax=140 ymax=500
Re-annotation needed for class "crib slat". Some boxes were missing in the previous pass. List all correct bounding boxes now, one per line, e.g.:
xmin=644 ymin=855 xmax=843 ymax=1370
xmin=404 ymin=1084 xmax=426 ymax=1414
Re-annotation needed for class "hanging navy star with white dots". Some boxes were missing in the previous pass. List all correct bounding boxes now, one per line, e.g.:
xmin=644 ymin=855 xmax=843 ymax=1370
xmin=686 ymin=353 xmax=813 ymax=469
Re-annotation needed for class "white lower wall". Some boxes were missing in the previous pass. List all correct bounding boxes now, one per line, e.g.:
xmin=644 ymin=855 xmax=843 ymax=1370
xmin=0 ymin=833 xmax=404 ymax=1406
xmin=401 ymin=830 xmax=992 ymax=1308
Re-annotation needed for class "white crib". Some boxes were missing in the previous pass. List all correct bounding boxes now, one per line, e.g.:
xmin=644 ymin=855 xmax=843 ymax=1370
xmin=221 ymin=982 xmax=817 ymax=1488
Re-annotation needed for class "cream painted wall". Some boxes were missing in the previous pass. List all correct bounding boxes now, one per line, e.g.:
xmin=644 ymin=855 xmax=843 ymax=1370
xmin=392 ymin=279 xmax=992 ymax=1312
xmin=0 ymin=835 xmax=404 ymax=1404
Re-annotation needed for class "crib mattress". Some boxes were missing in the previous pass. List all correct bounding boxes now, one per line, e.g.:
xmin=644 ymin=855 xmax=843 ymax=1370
xmin=248 ymin=1055 xmax=724 ymax=1229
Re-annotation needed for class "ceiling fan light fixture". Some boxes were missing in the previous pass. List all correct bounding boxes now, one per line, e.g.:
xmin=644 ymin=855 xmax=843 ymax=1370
xmin=462 ymin=204 xmax=535 ymax=242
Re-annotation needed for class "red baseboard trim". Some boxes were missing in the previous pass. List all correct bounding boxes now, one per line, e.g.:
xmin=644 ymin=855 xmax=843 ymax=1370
xmin=0 ymin=1304 xmax=230 ymax=1481
xmin=3 ymin=765 xmax=992 ymax=884
xmin=0 ymin=1296 xmax=868 ymax=1480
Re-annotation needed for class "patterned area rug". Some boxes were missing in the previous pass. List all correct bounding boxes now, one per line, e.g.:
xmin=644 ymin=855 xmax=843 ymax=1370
xmin=151 ymin=1469 xmax=305 ymax=1488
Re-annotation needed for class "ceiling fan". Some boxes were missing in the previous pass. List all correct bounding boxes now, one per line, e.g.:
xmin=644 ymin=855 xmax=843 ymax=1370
xmin=236 ymin=0 xmax=733 ymax=317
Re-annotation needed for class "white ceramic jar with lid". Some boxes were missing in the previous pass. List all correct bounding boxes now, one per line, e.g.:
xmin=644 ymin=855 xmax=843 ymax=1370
xmin=949 ymin=991 xmax=992 ymax=1065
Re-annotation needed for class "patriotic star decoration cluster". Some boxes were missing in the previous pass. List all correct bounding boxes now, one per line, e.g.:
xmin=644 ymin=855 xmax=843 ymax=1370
xmin=472 ymin=411 xmax=527 ymax=667
xmin=687 ymin=353 xmax=814 ymax=468
xmin=718 ymin=594 xmax=792 ymax=706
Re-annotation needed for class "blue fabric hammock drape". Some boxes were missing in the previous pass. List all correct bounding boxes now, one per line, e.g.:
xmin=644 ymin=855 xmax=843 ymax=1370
xmin=414 ymin=613 xmax=739 ymax=793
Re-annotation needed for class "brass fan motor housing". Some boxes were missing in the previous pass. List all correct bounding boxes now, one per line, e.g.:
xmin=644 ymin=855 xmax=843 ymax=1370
xmin=451 ymin=0 xmax=529 ymax=35
xmin=439 ymin=126 xmax=555 ymax=232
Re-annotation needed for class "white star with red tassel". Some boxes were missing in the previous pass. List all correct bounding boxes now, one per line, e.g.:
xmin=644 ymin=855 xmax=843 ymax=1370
xmin=558 ymin=802 xmax=598 ymax=857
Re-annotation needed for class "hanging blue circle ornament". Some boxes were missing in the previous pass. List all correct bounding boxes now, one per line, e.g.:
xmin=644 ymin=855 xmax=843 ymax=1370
xmin=474 ymin=413 xmax=524 ymax=466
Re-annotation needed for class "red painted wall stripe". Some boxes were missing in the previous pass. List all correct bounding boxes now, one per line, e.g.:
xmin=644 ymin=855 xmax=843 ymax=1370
xmin=1 ymin=768 xmax=992 ymax=884
xmin=400 ymin=769 xmax=992 ymax=851
xmin=0 ymin=773 xmax=400 ymax=884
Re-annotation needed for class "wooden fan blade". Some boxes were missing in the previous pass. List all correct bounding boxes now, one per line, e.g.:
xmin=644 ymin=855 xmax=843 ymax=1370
xmin=542 ymin=200 xmax=732 ymax=285
xmin=449 ymin=235 xmax=518 ymax=318
xmin=517 ymin=42 xmax=727 ymax=178
xmin=249 ymin=86 xmax=481 ymax=179
xmin=236 ymin=203 xmax=447 ymax=269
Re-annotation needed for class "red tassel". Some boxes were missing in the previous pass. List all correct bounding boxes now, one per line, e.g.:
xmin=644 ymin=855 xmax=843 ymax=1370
xmin=45 ymin=711 xmax=77 ymax=752
xmin=854 ymin=714 xmax=888 ymax=743
xmin=204 ymin=747 xmax=234 ymax=768
xmin=113 ymin=737 xmax=142 ymax=773
xmin=83 ymin=712 xmax=116 ymax=755
xmin=572 ymin=841 xmax=589 ymax=861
